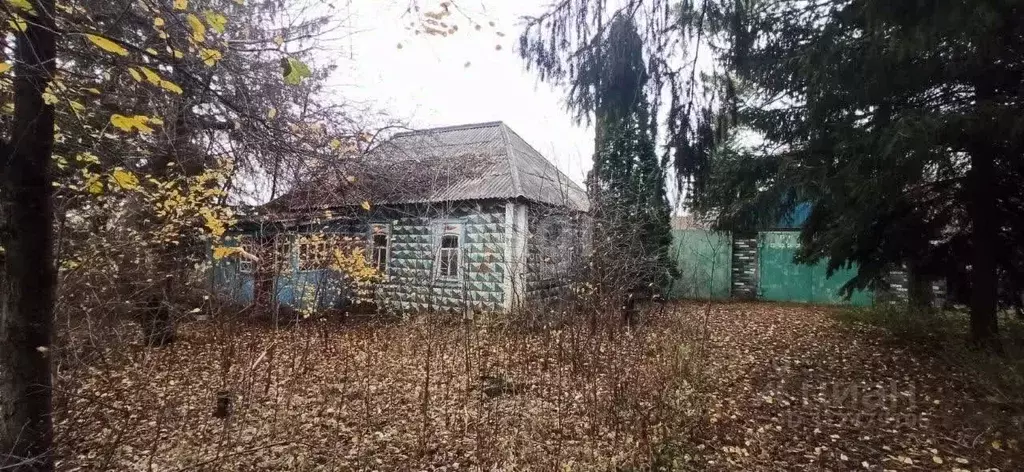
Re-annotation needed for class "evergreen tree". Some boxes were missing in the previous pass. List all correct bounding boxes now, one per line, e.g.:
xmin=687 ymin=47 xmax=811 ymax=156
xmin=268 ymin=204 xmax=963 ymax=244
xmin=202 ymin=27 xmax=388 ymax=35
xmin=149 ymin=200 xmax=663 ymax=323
xmin=695 ymin=0 xmax=1023 ymax=348
xmin=522 ymin=0 xmax=1024 ymax=348
xmin=589 ymin=16 xmax=675 ymax=294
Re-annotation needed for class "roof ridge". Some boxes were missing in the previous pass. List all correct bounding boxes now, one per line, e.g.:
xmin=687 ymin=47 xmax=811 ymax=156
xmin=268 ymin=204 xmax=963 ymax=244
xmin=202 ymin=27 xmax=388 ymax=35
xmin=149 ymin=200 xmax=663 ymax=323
xmin=392 ymin=121 xmax=504 ymax=137
xmin=497 ymin=123 xmax=523 ymax=198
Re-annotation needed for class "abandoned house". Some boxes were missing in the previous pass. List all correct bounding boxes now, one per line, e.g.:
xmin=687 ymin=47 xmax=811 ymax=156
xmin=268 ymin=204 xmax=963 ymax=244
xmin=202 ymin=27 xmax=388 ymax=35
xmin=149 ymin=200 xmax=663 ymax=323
xmin=212 ymin=121 xmax=589 ymax=314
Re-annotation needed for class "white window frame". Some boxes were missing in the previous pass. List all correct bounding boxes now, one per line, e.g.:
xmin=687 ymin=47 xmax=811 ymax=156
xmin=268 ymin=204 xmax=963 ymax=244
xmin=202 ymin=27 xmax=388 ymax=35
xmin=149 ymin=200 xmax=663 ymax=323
xmin=369 ymin=224 xmax=390 ymax=276
xmin=433 ymin=222 xmax=463 ymax=281
xmin=237 ymin=235 xmax=255 ymax=274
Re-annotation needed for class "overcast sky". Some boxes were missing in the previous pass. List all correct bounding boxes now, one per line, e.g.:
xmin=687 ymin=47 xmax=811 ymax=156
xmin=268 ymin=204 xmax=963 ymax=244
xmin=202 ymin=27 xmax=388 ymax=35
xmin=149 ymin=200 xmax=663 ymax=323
xmin=325 ymin=0 xmax=595 ymax=186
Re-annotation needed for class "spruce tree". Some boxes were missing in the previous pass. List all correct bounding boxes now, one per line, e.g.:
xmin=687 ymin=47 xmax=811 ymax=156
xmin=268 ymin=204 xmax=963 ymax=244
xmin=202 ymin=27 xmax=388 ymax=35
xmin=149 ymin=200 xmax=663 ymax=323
xmin=695 ymin=0 xmax=1023 ymax=348
xmin=590 ymin=16 xmax=675 ymax=294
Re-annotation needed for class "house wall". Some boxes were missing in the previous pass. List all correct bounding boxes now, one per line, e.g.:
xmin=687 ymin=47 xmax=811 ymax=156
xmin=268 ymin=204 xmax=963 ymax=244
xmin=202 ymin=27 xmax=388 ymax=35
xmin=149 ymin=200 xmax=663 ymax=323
xmin=214 ymin=200 xmax=515 ymax=314
xmin=381 ymin=201 xmax=508 ymax=312
xmin=213 ymin=223 xmax=361 ymax=313
xmin=523 ymin=204 xmax=585 ymax=309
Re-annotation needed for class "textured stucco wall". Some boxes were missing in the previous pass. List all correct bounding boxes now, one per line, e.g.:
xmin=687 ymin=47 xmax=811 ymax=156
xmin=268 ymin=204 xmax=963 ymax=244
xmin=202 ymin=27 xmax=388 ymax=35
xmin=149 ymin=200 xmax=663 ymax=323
xmin=215 ymin=201 xmax=518 ymax=313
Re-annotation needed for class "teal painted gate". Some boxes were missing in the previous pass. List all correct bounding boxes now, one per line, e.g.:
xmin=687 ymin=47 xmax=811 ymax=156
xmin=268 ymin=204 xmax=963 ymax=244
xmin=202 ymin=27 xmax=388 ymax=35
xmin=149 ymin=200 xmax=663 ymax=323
xmin=668 ymin=230 xmax=732 ymax=299
xmin=757 ymin=231 xmax=872 ymax=305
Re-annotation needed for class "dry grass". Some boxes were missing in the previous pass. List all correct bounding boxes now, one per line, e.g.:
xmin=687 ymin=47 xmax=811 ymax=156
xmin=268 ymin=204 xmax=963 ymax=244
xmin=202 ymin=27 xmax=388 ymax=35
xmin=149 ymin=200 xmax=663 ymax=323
xmin=54 ymin=305 xmax=708 ymax=471
xmin=55 ymin=302 xmax=1024 ymax=471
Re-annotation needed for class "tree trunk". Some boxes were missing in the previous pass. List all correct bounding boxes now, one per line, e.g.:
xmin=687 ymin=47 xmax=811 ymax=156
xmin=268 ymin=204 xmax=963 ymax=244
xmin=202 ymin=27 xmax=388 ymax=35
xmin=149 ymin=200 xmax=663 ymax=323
xmin=968 ymin=146 xmax=1000 ymax=351
xmin=140 ymin=65 xmax=202 ymax=346
xmin=0 ymin=0 xmax=58 ymax=467
xmin=906 ymin=261 xmax=933 ymax=314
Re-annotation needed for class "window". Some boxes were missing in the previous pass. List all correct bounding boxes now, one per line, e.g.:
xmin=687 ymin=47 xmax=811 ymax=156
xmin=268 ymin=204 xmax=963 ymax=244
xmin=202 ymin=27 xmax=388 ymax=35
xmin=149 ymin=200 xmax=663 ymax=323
xmin=234 ymin=236 xmax=254 ymax=274
xmin=298 ymin=235 xmax=337 ymax=270
xmin=275 ymin=236 xmax=293 ymax=272
xmin=437 ymin=234 xmax=460 ymax=278
xmin=370 ymin=225 xmax=389 ymax=274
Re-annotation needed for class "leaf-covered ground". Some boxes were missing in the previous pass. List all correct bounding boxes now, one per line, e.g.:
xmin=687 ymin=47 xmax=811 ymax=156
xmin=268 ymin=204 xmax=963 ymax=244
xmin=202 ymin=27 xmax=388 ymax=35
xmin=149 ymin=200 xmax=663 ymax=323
xmin=695 ymin=302 xmax=1023 ymax=471
xmin=54 ymin=302 xmax=1023 ymax=470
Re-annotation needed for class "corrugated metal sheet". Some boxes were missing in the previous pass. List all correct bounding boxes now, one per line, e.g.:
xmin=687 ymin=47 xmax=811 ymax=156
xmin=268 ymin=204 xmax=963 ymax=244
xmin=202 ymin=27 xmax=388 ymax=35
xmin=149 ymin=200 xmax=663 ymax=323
xmin=757 ymin=231 xmax=872 ymax=305
xmin=278 ymin=122 xmax=589 ymax=212
xmin=503 ymin=126 xmax=589 ymax=210
xmin=668 ymin=229 xmax=732 ymax=300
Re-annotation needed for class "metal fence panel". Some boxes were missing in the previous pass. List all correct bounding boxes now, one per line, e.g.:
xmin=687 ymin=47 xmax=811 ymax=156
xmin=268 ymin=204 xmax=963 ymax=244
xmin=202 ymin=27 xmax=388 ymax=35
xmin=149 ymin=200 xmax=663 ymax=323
xmin=668 ymin=229 xmax=733 ymax=300
xmin=758 ymin=231 xmax=872 ymax=305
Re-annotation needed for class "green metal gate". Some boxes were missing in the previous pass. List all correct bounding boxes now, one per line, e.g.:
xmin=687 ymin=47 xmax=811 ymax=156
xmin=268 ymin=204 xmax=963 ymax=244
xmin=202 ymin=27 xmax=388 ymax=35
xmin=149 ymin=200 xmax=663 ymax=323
xmin=757 ymin=231 xmax=872 ymax=305
xmin=668 ymin=230 xmax=732 ymax=299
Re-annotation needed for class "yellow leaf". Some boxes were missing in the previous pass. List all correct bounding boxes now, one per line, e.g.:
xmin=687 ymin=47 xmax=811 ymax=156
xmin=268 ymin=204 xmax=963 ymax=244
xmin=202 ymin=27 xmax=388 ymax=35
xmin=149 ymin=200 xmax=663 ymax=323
xmin=203 ymin=10 xmax=227 ymax=34
xmin=110 ymin=114 xmax=154 ymax=134
xmin=932 ymin=456 xmax=943 ymax=464
xmin=186 ymin=14 xmax=206 ymax=42
xmin=199 ymin=48 xmax=222 ymax=66
xmin=149 ymin=117 xmax=164 ymax=125
xmin=139 ymin=66 xmax=161 ymax=85
xmin=153 ymin=17 xmax=165 ymax=27
xmin=172 ymin=49 xmax=184 ymax=59
xmin=9 ymin=16 xmax=27 ymax=32
xmin=83 ymin=172 xmax=102 ymax=194
xmin=75 ymin=152 xmax=99 ymax=164
xmin=145 ymin=47 xmax=158 ymax=55
xmin=111 ymin=168 xmax=139 ymax=190
xmin=0 ymin=63 xmax=10 ymax=74
xmin=172 ymin=0 xmax=186 ymax=10
xmin=6 ymin=0 xmax=35 ymax=14
xmin=992 ymin=440 xmax=1002 ymax=450
xmin=213 ymin=246 xmax=242 ymax=260
xmin=69 ymin=101 xmax=85 ymax=113
xmin=329 ymin=138 xmax=341 ymax=150
xmin=159 ymin=80 xmax=182 ymax=94
xmin=128 ymin=68 xmax=142 ymax=82
xmin=85 ymin=88 xmax=101 ymax=94
xmin=203 ymin=212 xmax=226 ymax=237
xmin=42 ymin=92 xmax=58 ymax=105
xmin=361 ymin=201 xmax=371 ymax=211
xmin=85 ymin=34 xmax=128 ymax=56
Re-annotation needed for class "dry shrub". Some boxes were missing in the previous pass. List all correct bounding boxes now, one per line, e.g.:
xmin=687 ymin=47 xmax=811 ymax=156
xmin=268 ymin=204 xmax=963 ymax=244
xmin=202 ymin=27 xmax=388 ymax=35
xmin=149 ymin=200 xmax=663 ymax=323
xmin=53 ymin=302 xmax=709 ymax=470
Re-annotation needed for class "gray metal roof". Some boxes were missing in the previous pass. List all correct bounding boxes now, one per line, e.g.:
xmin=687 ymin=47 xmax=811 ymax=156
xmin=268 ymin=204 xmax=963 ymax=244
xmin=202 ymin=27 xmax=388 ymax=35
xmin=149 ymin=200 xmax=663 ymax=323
xmin=377 ymin=122 xmax=588 ymax=210
xmin=272 ymin=121 xmax=589 ymax=212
